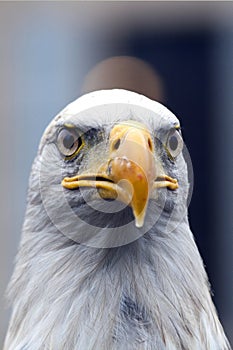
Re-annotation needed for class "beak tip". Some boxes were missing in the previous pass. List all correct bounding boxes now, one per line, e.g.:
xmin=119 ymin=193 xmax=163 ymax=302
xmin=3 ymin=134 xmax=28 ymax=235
xmin=135 ymin=221 xmax=144 ymax=228
xmin=134 ymin=211 xmax=146 ymax=228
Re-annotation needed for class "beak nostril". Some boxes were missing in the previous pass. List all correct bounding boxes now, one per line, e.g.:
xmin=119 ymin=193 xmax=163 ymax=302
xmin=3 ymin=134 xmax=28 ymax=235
xmin=148 ymin=138 xmax=153 ymax=151
xmin=113 ymin=138 xmax=121 ymax=150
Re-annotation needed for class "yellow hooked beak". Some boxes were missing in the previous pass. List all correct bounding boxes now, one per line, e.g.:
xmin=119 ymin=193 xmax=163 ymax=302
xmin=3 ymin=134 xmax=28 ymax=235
xmin=62 ymin=121 xmax=178 ymax=228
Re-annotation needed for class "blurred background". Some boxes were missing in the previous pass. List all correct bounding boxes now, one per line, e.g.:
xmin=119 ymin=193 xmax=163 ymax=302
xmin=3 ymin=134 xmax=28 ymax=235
xmin=0 ymin=2 xmax=232 ymax=347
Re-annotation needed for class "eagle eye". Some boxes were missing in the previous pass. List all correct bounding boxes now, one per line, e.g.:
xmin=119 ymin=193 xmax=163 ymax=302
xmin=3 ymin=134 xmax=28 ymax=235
xmin=166 ymin=130 xmax=183 ymax=158
xmin=57 ymin=128 xmax=82 ymax=157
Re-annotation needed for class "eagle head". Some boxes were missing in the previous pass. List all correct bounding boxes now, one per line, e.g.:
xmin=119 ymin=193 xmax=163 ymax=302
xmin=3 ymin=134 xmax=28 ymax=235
xmin=4 ymin=89 xmax=230 ymax=350
xmin=37 ymin=89 xmax=189 ymax=249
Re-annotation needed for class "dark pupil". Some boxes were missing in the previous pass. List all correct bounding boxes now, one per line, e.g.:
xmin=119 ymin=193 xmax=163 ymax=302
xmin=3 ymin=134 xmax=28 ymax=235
xmin=63 ymin=133 xmax=75 ymax=149
xmin=169 ymin=135 xmax=178 ymax=151
xmin=114 ymin=139 xmax=121 ymax=150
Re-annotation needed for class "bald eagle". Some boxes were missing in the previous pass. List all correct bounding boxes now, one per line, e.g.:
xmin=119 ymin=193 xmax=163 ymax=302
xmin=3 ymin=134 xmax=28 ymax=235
xmin=4 ymin=90 xmax=231 ymax=349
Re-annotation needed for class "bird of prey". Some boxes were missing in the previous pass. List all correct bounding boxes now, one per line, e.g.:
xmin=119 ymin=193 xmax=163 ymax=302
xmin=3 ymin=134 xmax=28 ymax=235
xmin=4 ymin=89 xmax=231 ymax=349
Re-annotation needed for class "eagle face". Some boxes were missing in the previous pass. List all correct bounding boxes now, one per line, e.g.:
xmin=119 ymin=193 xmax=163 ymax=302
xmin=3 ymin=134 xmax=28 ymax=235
xmin=38 ymin=89 xmax=189 ymax=248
